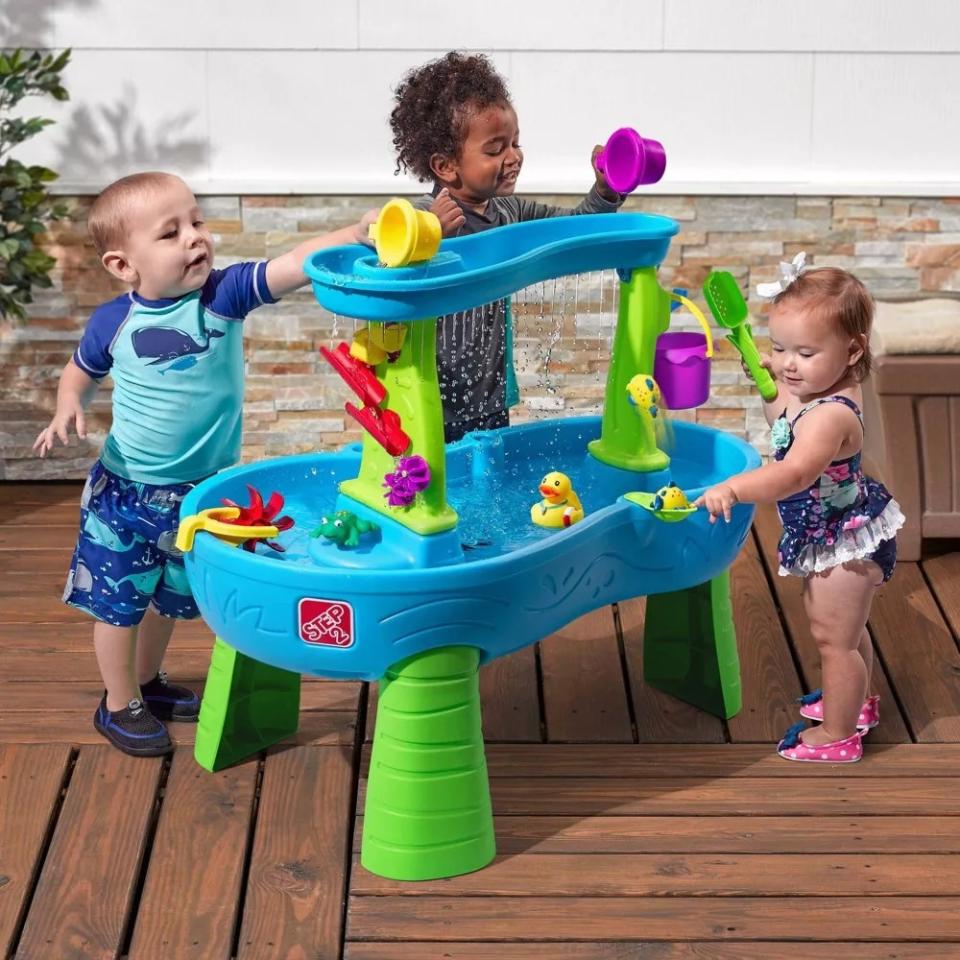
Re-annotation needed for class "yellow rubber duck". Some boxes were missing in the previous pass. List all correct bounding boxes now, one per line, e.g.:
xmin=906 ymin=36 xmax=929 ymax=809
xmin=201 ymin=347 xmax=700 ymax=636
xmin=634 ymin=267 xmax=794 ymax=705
xmin=531 ymin=471 xmax=585 ymax=528
xmin=652 ymin=482 xmax=690 ymax=512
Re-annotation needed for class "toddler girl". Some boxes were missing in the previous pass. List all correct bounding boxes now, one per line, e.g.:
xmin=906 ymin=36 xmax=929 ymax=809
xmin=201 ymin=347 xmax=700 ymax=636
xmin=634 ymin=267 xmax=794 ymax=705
xmin=696 ymin=254 xmax=904 ymax=763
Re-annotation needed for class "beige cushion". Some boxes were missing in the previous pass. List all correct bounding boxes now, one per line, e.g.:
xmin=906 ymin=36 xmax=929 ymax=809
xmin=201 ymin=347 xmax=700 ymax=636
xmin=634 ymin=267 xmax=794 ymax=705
xmin=872 ymin=298 xmax=960 ymax=355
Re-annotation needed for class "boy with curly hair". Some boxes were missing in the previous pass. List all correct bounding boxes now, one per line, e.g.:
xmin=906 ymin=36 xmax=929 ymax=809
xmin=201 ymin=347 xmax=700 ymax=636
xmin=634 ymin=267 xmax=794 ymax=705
xmin=390 ymin=51 xmax=623 ymax=442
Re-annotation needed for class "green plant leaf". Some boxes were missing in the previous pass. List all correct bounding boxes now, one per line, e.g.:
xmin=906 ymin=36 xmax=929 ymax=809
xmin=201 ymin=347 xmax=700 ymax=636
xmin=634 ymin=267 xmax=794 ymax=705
xmin=0 ymin=47 xmax=70 ymax=323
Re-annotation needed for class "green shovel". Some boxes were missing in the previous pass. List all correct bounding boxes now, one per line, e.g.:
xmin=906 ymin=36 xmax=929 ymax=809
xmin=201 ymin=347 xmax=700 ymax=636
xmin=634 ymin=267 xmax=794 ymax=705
xmin=702 ymin=271 xmax=778 ymax=402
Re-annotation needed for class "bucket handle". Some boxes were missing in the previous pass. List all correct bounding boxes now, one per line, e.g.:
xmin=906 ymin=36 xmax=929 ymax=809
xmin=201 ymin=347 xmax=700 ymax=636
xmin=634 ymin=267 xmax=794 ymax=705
xmin=667 ymin=291 xmax=714 ymax=358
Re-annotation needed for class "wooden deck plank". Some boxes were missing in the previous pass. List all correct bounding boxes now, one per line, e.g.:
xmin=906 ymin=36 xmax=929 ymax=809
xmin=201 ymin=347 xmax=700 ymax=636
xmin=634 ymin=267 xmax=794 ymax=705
xmin=127 ymin=751 xmax=258 ymax=960
xmin=753 ymin=506 xmax=911 ymax=743
xmin=0 ymin=483 xmax=80 ymax=525
xmin=360 ymin=743 xmax=960 ymax=779
xmin=479 ymin=646 xmax=543 ymax=742
xmin=356 ymin=775 xmax=960 ymax=816
xmin=486 ymin=815 xmax=960 ymax=855
xmin=355 ymin=814 xmax=960 ymax=855
xmin=0 ymin=550 xmax=84 ymax=576
xmin=0 ymin=712 xmax=357 ymax=747
xmin=347 ymin=895 xmax=960 ymax=942
xmin=617 ymin=598 xmax=726 ymax=743
xmin=352 ymin=852 xmax=960 ymax=897
xmin=0 ymin=744 xmax=72 ymax=958
xmin=479 ymin=743 xmax=960 ymax=778
xmin=0 ymin=619 xmax=216 ymax=647
xmin=869 ymin=563 xmax=960 ymax=741
xmin=0 ymin=573 xmax=99 ymax=624
xmin=16 ymin=745 xmax=163 ymax=960
xmin=924 ymin=551 xmax=960 ymax=639
xmin=478 ymin=777 xmax=960 ymax=816
xmin=346 ymin=945 xmax=960 ymax=960
xmin=539 ymin=606 xmax=633 ymax=742
xmin=726 ymin=536 xmax=803 ymax=742
xmin=0 ymin=524 xmax=78 ymax=551
xmin=0 ymin=678 xmax=360 ymax=714
xmin=237 ymin=744 xmax=355 ymax=960
xmin=1 ymin=646 xmax=214 ymax=682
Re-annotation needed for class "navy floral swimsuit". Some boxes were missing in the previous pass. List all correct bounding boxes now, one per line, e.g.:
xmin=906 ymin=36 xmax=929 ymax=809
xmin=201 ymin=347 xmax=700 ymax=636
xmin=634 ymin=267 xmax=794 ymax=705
xmin=773 ymin=396 xmax=903 ymax=582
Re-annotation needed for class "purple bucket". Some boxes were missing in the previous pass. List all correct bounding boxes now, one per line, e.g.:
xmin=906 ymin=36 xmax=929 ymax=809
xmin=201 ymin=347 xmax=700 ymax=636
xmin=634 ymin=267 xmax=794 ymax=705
xmin=654 ymin=332 xmax=711 ymax=410
xmin=596 ymin=128 xmax=667 ymax=194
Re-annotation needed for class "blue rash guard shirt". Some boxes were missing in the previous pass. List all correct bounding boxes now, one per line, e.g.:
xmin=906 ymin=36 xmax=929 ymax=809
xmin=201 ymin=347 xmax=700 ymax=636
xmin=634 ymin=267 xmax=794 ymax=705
xmin=73 ymin=261 xmax=275 ymax=485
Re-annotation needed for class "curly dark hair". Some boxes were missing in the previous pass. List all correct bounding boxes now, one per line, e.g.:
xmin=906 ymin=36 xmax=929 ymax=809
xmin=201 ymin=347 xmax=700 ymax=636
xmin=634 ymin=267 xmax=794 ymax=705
xmin=390 ymin=51 xmax=512 ymax=182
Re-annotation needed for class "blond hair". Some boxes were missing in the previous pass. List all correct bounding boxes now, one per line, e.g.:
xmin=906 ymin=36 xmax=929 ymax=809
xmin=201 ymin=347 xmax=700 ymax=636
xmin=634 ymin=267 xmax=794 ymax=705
xmin=773 ymin=267 xmax=875 ymax=382
xmin=87 ymin=172 xmax=183 ymax=255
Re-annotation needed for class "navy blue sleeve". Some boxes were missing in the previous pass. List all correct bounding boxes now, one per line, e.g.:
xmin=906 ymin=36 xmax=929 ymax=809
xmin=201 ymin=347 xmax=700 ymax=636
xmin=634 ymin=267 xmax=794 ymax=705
xmin=72 ymin=295 xmax=132 ymax=379
xmin=201 ymin=261 xmax=276 ymax=320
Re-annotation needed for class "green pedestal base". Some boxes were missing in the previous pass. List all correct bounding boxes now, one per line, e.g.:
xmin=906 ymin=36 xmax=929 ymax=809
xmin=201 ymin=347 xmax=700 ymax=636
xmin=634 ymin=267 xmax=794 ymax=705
xmin=362 ymin=646 xmax=496 ymax=881
xmin=194 ymin=637 xmax=301 ymax=772
xmin=643 ymin=570 xmax=742 ymax=719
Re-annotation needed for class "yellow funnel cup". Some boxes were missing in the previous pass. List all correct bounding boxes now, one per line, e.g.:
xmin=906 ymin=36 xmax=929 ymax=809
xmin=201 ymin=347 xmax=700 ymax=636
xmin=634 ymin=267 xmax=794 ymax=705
xmin=175 ymin=507 xmax=279 ymax=552
xmin=368 ymin=198 xmax=442 ymax=267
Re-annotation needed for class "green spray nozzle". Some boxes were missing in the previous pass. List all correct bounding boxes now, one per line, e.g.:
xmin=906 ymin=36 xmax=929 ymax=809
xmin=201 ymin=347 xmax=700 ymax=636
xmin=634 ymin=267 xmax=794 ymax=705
xmin=702 ymin=271 xmax=778 ymax=402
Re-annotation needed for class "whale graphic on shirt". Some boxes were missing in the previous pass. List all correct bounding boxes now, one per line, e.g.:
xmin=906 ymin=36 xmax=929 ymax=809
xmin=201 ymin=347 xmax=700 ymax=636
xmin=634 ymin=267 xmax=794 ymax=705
xmin=132 ymin=326 xmax=224 ymax=365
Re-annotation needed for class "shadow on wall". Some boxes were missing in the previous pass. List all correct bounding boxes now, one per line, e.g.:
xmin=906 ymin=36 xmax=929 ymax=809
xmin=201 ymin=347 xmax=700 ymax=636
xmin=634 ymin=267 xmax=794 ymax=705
xmin=54 ymin=87 xmax=208 ymax=182
xmin=0 ymin=0 xmax=98 ymax=47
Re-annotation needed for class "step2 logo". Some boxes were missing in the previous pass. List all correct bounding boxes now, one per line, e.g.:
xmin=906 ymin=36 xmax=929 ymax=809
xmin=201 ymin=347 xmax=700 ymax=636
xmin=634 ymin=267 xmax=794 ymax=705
xmin=298 ymin=598 xmax=355 ymax=647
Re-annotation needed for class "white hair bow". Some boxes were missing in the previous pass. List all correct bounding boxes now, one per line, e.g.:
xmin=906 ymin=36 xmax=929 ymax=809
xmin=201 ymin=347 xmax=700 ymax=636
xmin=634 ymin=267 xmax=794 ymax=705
xmin=756 ymin=251 xmax=807 ymax=300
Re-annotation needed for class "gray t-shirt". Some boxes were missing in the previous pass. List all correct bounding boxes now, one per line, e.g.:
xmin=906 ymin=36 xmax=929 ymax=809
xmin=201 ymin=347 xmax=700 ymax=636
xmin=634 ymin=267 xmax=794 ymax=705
xmin=412 ymin=185 xmax=622 ymax=427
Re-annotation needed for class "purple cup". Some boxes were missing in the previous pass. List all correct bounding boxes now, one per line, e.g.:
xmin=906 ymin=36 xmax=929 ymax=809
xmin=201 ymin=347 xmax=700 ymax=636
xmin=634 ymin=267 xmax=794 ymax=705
xmin=653 ymin=332 xmax=710 ymax=410
xmin=596 ymin=128 xmax=667 ymax=193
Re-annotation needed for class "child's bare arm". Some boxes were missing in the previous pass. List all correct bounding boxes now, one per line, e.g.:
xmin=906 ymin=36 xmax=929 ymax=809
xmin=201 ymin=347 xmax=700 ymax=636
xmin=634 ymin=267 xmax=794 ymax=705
xmin=264 ymin=211 xmax=378 ymax=298
xmin=741 ymin=355 xmax=782 ymax=425
xmin=33 ymin=359 xmax=98 ymax=457
xmin=695 ymin=405 xmax=851 ymax=522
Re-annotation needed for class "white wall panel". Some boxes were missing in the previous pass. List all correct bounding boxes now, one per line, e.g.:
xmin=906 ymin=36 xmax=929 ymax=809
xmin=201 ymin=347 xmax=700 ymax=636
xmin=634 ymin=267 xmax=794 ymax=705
xmin=511 ymin=52 xmax=813 ymax=189
xmin=7 ymin=2 xmax=958 ymax=193
xmin=812 ymin=54 xmax=960 ymax=181
xmin=13 ymin=50 xmax=211 ymax=184
xmin=9 ymin=0 xmax=359 ymax=49
xmin=665 ymin=0 xmax=960 ymax=52
xmin=206 ymin=50 xmax=510 ymax=188
xmin=358 ymin=0 xmax=663 ymax=51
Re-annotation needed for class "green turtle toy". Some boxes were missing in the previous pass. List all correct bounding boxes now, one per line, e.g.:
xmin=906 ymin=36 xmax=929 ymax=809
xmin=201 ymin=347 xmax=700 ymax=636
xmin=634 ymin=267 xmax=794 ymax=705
xmin=310 ymin=511 xmax=379 ymax=549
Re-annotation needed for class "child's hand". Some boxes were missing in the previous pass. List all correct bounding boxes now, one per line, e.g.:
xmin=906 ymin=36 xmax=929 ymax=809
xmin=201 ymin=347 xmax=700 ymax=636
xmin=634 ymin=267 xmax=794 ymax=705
xmin=591 ymin=145 xmax=621 ymax=203
xmin=33 ymin=401 xmax=87 ymax=458
xmin=742 ymin=353 xmax=774 ymax=383
xmin=354 ymin=208 xmax=380 ymax=247
xmin=430 ymin=188 xmax=466 ymax=237
xmin=693 ymin=483 xmax=738 ymax=524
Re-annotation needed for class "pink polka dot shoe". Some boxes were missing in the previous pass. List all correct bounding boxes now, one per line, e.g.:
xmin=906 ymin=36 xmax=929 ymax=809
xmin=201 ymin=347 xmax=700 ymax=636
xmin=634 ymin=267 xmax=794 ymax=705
xmin=797 ymin=689 xmax=880 ymax=730
xmin=777 ymin=722 xmax=863 ymax=763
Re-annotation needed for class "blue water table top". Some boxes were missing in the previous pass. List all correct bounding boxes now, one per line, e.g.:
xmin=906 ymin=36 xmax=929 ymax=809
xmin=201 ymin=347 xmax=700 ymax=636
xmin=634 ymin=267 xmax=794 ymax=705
xmin=305 ymin=212 xmax=678 ymax=321
xmin=179 ymin=417 xmax=759 ymax=680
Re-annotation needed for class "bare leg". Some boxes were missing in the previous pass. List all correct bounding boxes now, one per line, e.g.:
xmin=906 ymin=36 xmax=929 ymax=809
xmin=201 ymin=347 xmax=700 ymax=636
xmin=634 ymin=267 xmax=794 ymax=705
xmin=136 ymin=606 xmax=178 ymax=685
xmin=800 ymin=559 xmax=881 ymax=746
xmin=93 ymin=621 xmax=139 ymax=712
xmin=858 ymin=628 xmax=876 ymax=697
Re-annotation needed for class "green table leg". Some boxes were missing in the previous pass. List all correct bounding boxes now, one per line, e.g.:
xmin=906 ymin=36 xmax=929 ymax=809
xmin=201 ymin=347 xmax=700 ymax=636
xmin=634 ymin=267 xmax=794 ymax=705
xmin=194 ymin=637 xmax=301 ymax=772
xmin=362 ymin=645 xmax=495 ymax=881
xmin=643 ymin=569 xmax=742 ymax=719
